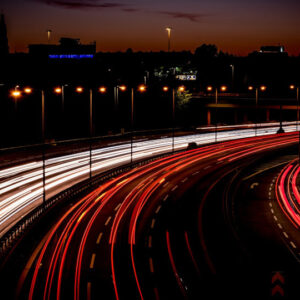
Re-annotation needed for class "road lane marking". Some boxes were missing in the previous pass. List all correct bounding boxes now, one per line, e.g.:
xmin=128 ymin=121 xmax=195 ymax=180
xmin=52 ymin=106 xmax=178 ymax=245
xmin=151 ymin=219 xmax=156 ymax=229
xmin=105 ymin=216 xmax=112 ymax=226
xmin=283 ymin=232 xmax=289 ymax=239
xmin=192 ymin=171 xmax=199 ymax=176
xmin=149 ymin=258 xmax=154 ymax=273
xmin=290 ymin=242 xmax=297 ymax=249
xmin=163 ymin=182 xmax=169 ymax=188
xmin=114 ymin=203 xmax=121 ymax=211
xmin=90 ymin=254 xmax=96 ymax=269
xmin=155 ymin=205 xmax=162 ymax=214
xmin=278 ymin=223 xmax=283 ymax=229
xmin=96 ymin=232 xmax=103 ymax=245
xmin=204 ymin=165 xmax=211 ymax=170
xmin=271 ymin=209 xmax=274 ymax=214
xmin=148 ymin=236 xmax=152 ymax=248
xmin=274 ymin=216 xmax=278 ymax=221
xmin=269 ymin=202 xmax=273 ymax=207
xmin=181 ymin=177 xmax=188 ymax=183
xmin=163 ymin=195 xmax=169 ymax=202
xmin=171 ymin=185 xmax=178 ymax=192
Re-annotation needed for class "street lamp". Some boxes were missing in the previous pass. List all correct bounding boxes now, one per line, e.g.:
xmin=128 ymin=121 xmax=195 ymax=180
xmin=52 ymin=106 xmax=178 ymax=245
xmin=166 ymin=27 xmax=172 ymax=52
xmin=114 ymin=85 xmax=127 ymax=133
xmin=290 ymin=84 xmax=300 ymax=161
xmin=230 ymin=64 xmax=234 ymax=89
xmin=248 ymin=85 xmax=267 ymax=136
xmin=207 ymin=85 xmax=227 ymax=142
xmin=130 ymin=85 xmax=147 ymax=164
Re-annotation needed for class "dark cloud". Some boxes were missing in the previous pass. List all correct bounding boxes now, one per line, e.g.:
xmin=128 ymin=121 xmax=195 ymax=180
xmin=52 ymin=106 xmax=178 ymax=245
xmin=35 ymin=0 xmax=125 ymax=10
xmin=122 ymin=8 xmax=140 ymax=12
xmin=158 ymin=11 xmax=208 ymax=22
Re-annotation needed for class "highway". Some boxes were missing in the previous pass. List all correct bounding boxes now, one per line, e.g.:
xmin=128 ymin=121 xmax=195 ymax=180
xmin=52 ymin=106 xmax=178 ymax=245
xmin=0 ymin=121 xmax=298 ymax=238
xmin=2 ymin=131 xmax=300 ymax=299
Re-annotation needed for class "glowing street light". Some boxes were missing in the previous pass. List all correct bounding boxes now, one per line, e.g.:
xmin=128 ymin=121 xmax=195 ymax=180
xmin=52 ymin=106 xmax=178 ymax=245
xmin=163 ymin=86 xmax=169 ymax=92
xmin=99 ymin=86 xmax=107 ymax=93
xmin=207 ymin=86 xmax=213 ymax=92
xmin=54 ymin=87 xmax=62 ymax=94
xmin=119 ymin=85 xmax=127 ymax=92
xmin=76 ymin=86 xmax=84 ymax=93
xmin=248 ymin=85 xmax=267 ymax=135
xmin=220 ymin=85 xmax=227 ymax=92
xmin=138 ymin=84 xmax=146 ymax=92
xmin=178 ymin=86 xmax=185 ymax=92
xmin=24 ymin=87 xmax=32 ymax=94
xmin=11 ymin=90 xmax=21 ymax=98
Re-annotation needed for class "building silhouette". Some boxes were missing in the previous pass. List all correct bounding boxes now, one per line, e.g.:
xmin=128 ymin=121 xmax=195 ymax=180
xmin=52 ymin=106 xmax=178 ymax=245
xmin=0 ymin=13 xmax=9 ymax=56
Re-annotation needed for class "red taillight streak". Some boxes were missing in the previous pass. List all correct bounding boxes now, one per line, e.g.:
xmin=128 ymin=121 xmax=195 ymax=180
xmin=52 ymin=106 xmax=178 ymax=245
xmin=184 ymin=231 xmax=201 ymax=275
xmin=29 ymin=189 xmax=100 ymax=300
xmin=276 ymin=164 xmax=300 ymax=228
xmin=166 ymin=231 xmax=187 ymax=297
xmin=292 ymin=166 xmax=300 ymax=205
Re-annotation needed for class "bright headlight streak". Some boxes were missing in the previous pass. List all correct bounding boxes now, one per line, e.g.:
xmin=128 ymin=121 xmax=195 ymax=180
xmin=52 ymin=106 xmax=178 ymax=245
xmin=0 ymin=123 xmax=298 ymax=237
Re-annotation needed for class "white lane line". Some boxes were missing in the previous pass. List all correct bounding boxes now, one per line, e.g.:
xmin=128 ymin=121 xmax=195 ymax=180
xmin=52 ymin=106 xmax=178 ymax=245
xmin=283 ymin=232 xmax=289 ymax=239
xmin=278 ymin=223 xmax=283 ymax=229
xmin=274 ymin=216 xmax=278 ymax=221
xmin=148 ymin=236 xmax=152 ymax=248
xmin=192 ymin=171 xmax=199 ymax=176
xmin=163 ymin=195 xmax=169 ymax=202
xmin=163 ymin=182 xmax=169 ymax=188
xmin=105 ymin=216 xmax=112 ymax=226
xmin=96 ymin=232 xmax=103 ymax=245
xmin=181 ymin=177 xmax=188 ymax=183
xmin=269 ymin=202 xmax=273 ymax=207
xmin=291 ymin=242 xmax=297 ymax=249
xmin=90 ymin=253 xmax=96 ymax=269
xmin=151 ymin=219 xmax=156 ymax=229
xmin=149 ymin=257 xmax=154 ymax=273
xmin=114 ymin=203 xmax=121 ymax=212
xmin=204 ymin=165 xmax=211 ymax=170
xmin=171 ymin=185 xmax=178 ymax=192
xmin=271 ymin=209 xmax=274 ymax=214
xmin=155 ymin=205 xmax=162 ymax=214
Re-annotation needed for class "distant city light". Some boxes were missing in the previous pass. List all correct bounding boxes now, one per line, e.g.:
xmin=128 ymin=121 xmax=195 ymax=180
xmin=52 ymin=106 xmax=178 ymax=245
xmin=220 ymin=85 xmax=227 ymax=92
xmin=290 ymin=85 xmax=295 ymax=90
xmin=49 ymin=54 xmax=94 ymax=59
xmin=163 ymin=86 xmax=169 ymax=92
xmin=207 ymin=86 xmax=213 ymax=92
xmin=248 ymin=86 xmax=254 ymax=91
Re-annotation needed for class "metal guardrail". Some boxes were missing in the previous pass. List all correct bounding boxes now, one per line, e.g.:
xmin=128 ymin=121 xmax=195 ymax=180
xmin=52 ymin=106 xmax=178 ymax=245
xmin=0 ymin=151 xmax=172 ymax=259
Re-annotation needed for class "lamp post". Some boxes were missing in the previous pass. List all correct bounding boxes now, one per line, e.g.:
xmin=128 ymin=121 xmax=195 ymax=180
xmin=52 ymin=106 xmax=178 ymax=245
xmin=290 ymin=85 xmax=300 ymax=161
xmin=230 ymin=64 xmax=234 ymax=89
xmin=114 ymin=85 xmax=127 ymax=133
xmin=207 ymin=85 xmax=227 ymax=142
xmin=130 ymin=85 xmax=146 ymax=164
xmin=14 ymin=86 xmax=47 ymax=205
xmin=248 ymin=85 xmax=266 ymax=136
xmin=166 ymin=27 xmax=172 ymax=52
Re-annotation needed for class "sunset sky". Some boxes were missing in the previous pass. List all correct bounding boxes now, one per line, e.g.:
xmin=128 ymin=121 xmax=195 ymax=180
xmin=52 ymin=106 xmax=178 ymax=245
xmin=1 ymin=0 xmax=300 ymax=55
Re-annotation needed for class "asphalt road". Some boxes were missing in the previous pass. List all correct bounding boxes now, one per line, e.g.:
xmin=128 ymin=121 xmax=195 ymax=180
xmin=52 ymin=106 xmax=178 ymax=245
xmin=1 ymin=132 xmax=300 ymax=299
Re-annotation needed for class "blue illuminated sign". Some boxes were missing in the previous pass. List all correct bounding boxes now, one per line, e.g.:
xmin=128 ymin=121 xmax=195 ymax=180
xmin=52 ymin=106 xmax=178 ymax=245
xmin=49 ymin=54 xmax=94 ymax=59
